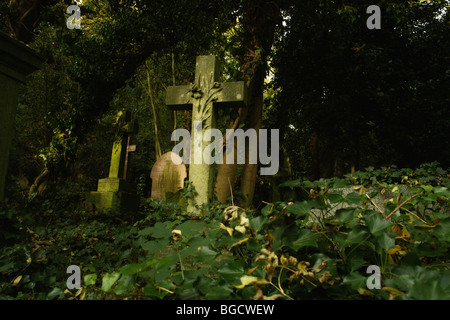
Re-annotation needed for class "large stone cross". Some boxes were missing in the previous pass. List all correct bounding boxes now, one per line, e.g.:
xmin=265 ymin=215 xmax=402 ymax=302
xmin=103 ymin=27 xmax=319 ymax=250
xmin=166 ymin=55 xmax=247 ymax=212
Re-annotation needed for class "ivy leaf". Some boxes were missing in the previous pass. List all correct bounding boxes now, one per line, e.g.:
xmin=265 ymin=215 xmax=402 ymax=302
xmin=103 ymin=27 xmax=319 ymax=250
xmin=290 ymin=229 xmax=320 ymax=250
xmin=114 ymin=275 xmax=136 ymax=295
xmin=335 ymin=207 xmax=356 ymax=223
xmin=196 ymin=246 xmax=218 ymax=262
xmin=279 ymin=179 xmax=302 ymax=189
xmin=333 ymin=178 xmax=352 ymax=188
xmin=138 ymin=222 xmax=174 ymax=239
xmin=119 ymin=263 xmax=144 ymax=276
xmin=377 ymin=232 xmax=395 ymax=250
xmin=344 ymin=192 xmax=365 ymax=205
xmin=286 ymin=201 xmax=312 ymax=217
xmin=250 ymin=215 xmax=269 ymax=232
xmin=120 ymin=260 xmax=156 ymax=275
xmin=143 ymin=283 xmax=170 ymax=299
xmin=205 ymin=285 xmax=234 ymax=299
xmin=432 ymin=218 xmax=450 ymax=242
xmin=343 ymin=272 xmax=366 ymax=291
xmin=348 ymin=256 xmax=366 ymax=272
xmin=364 ymin=211 xmax=393 ymax=236
xmin=154 ymin=256 xmax=175 ymax=272
xmin=47 ymin=287 xmax=64 ymax=300
xmin=345 ymin=226 xmax=369 ymax=247
xmin=141 ymin=238 xmax=169 ymax=254
xmin=326 ymin=192 xmax=344 ymax=204
xmin=84 ymin=273 xmax=97 ymax=286
xmin=101 ymin=272 xmax=120 ymax=292
xmin=177 ymin=220 xmax=206 ymax=237
xmin=409 ymin=275 xmax=448 ymax=300
xmin=218 ymin=261 xmax=244 ymax=282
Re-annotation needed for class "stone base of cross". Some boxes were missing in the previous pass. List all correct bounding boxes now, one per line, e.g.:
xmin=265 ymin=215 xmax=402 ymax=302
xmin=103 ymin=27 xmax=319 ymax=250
xmin=166 ymin=55 xmax=247 ymax=213
xmin=87 ymin=110 xmax=140 ymax=212
xmin=88 ymin=178 xmax=139 ymax=212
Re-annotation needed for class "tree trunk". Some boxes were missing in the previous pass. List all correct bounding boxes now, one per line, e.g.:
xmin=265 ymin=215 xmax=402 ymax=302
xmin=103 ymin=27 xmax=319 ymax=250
xmin=171 ymin=52 xmax=177 ymax=136
xmin=350 ymin=134 xmax=360 ymax=174
xmin=215 ymin=0 xmax=281 ymax=208
xmin=239 ymin=68 xmax=264 ymax=207
xmin=141 ymin=64 xmax=162 ymax=160
xmin=311 ymin=131 xmax=320 ymax=180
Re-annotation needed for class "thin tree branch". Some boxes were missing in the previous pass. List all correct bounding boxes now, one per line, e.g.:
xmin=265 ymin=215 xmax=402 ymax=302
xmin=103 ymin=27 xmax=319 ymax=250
xmin=365 ymin=193 xmax=386 ymax=217
xmin=385 ymin=194 xmax=419 ymax=220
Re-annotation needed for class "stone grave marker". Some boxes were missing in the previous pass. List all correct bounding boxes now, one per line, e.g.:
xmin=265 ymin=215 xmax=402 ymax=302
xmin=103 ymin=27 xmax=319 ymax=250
xmin=0 ymin=31 xmax=43 ymax=200
xmin=166 ymin=55 xmax=247 ymax=212
xmin=150 ymin=152 xmax=187 ymax=201
xmin=123 ymin=136 xmax=136 ymax=180
xmin=88 ymin=110 xmax=140 ymax=212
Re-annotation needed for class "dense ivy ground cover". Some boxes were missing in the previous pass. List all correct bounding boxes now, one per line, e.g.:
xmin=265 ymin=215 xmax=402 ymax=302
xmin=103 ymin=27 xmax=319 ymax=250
xmin=0 ymin=163 xmax=449 ymax=300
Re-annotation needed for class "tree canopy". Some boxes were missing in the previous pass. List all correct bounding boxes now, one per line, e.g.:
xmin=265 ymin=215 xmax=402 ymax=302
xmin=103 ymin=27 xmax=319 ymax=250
xmin=3 ymin=0 xmax=448 ymax=203
xmin=1 ymin=0 xmax=450 ymax=303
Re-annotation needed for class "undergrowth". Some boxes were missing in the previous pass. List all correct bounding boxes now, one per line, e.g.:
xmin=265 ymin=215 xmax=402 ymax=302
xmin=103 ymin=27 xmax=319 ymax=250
xmin=0 ymin=162 xmax=449 ymax=300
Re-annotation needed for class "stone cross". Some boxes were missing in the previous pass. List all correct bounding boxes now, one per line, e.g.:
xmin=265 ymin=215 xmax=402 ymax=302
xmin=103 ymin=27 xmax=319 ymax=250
xmin=109 ymin=110 xmax=138 ymax=179
xmin=166 ymin=55 xmax=247 ymax=212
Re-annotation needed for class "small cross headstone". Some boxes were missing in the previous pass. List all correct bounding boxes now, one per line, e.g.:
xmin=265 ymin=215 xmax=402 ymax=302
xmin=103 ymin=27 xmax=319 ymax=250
xmin=87 ymin=110 xmax=140 ymax=212
xmin=124 ymin=136 xmax=137 ymax=180
xmin=108 ymin=110 xmax=139 ymax=179
xmin=166 ymin=55 xmax=247 ymax=212
xmin=150 ymin=151 xmax=187 ymax=201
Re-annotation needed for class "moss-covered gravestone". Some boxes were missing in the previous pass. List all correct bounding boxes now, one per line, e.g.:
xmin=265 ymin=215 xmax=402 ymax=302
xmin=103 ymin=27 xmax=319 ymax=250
xmin=88 ymin=110 xmax=139 ymax=212
xmin=0 ymin=32 xmax=43 ymax=200
xmin=166 ymin=55 xmax=247 ymax=213
xmin=150 ymin=152 xmax=187 ymax=201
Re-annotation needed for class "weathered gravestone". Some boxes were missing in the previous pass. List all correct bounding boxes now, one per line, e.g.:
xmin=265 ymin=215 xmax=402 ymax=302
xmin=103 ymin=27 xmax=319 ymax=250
xmin=0 ymin=31 xmax=43 ymax=200
xmin=166 ymin=55 xmax=247 ymax=213
xmin=150 ymin=152 xmax=187 ymax=201
xmin=88 ymin=110 xmax=139 ymax=212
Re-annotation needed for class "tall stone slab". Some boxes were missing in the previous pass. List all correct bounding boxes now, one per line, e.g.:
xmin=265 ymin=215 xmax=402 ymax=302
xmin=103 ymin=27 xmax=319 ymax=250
xmin=0 ymin=32 xmax=43 ymax=200
xmin=166 ymin=55 xmax=247 ymax=212
xmin=150 ymin=152 xmax=187 ymax=201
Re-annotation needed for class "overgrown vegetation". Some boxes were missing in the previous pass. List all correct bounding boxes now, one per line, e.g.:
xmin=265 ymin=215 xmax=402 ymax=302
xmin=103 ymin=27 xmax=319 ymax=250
xmin=1 ymin=163 xmax=448 ymax=300
xmin=1 ymin=0 xmax=449 ymax=301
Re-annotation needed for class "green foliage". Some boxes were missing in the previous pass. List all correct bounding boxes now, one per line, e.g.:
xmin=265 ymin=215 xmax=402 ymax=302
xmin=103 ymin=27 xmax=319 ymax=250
xmin=3 ymin=0 xmax=449 ymax=301
xmin=100 ymin=163 xmax=448 ymax=300
xmin=268 ymin=0 xmax=450 ymax=178
xmin=4 ymin=163 xmax=446 ymax=300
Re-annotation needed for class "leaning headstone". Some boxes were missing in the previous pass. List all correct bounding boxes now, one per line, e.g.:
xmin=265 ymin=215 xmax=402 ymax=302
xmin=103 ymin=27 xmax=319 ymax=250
xmin=166 ymin=55 xmax=247 ymax=213
xmin=0 ymin=32 xmax=43 ymax=200
xmin=87 ymin=110 xmax=139 ymax=212
xmin=150 ymin=152 xmax=187 ymax=201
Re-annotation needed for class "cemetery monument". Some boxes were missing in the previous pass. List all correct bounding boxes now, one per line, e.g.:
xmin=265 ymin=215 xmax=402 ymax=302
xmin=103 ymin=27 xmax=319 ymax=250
xmin=87 ymin=110 xmax=140 ymax=212
xmin=166 ymin=55 xmax=247 ymax=213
